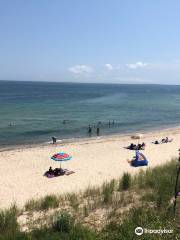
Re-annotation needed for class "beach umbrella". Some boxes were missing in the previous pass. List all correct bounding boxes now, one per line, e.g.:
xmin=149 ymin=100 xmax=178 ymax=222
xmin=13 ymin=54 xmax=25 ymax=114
xmin=51 ymin=152 xmax=72 ymax=169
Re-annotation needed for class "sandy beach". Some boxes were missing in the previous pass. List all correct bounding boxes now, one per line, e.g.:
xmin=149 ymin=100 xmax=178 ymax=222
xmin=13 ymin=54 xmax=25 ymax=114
xmin=0 ymin=127 xmax=179 ymax=209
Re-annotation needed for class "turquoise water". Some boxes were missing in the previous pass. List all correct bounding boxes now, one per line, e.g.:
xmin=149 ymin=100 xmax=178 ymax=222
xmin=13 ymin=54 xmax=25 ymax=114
xmin=0 ymin=81 xmax=180 ymax=146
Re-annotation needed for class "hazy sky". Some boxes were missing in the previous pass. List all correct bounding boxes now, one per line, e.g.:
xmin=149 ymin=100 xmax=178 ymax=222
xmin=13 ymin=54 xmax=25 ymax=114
xmin=0 ymin=0 xmax=180 ymax=84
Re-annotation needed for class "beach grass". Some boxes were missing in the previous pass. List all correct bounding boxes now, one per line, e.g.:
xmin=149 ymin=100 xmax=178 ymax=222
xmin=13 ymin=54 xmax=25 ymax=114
xmin=0 ymin=204 xmax=20 ymax=237
xmin=40 ymin=195 xmax=59 ymax=210
xmin=25 ymin=194 xmax=59 ymax=211
xmin=102 ymin=179 xmax=115 ymax=204
xmin=65 ymin=193 xmax=80 ymax=212
xmin=25 ymin=199 xmax=41 ymax=211
xmin=119 ymin=172 xmax=132 ymax=191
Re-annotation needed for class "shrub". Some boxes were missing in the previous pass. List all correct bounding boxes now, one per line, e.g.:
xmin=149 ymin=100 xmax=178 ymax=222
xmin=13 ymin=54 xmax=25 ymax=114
xmin=53 ymin=212 xmax=74 ymax=233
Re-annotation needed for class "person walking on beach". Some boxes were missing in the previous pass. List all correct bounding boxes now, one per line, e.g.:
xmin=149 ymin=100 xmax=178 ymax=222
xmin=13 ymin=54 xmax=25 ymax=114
xmin=88 ymin=125 xmax=92 ymax=136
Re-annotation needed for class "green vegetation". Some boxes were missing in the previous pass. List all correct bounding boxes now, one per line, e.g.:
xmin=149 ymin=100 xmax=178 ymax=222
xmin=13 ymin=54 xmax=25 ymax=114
xmin=101 ymin=207 xmax=178 ymax=240
xmin=25 ymin=194 xmax=59 ymax=211
xmin=119 ymin=172 xmax=131 ymax=190
xmin=0 ymin=211 xmax=96 ymax=240
xmin=65 ymin=193 xmax=80 ymax=211
xmin=0 ymin=159 xmax=179 ymax=240
xmin=40 ymin=195 xmax=59 ymax=210
xmin=0 ymin=205 xmax=19 ymax=236
xmin=102 ymin=179 xmax=115 ymax=204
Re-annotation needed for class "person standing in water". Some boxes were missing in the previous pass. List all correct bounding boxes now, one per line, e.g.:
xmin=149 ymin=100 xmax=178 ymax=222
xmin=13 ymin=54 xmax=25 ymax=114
xmin=97 ymin=127 xmax=100 ymax=136
xmin=88 ymin=125 xmax=92 ymax=136
xmin=52 ymin=136 xmax=57 ymax=144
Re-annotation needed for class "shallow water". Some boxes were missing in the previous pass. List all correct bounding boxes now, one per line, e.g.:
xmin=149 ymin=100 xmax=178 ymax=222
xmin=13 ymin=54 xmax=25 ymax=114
xmin=0 ymin=81 xmax=180 ymax=146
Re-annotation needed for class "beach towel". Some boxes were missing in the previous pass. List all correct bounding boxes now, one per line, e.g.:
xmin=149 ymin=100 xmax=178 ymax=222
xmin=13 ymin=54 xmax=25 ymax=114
xmin=65 ymin=170 xmax=75 ymax=176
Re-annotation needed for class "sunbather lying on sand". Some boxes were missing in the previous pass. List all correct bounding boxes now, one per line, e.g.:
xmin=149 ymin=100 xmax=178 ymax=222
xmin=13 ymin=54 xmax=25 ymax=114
xmin=126 ymin=143 xmax=136 ymax=150
xmin=44 ymin=167 xmax=75 ymax=178
xmin=45 ymin=167 xmax=65 ymax=177
xmin=152 ymin=137 xmax=173 ymax=144
xmin=161 ymin=137 xmax=173 ymax=143
xmin=126 ymin=142 xmax=146 ymax=150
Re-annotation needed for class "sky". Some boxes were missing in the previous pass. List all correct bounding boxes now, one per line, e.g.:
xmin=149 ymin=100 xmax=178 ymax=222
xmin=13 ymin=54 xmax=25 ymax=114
xmin=0 ymin=0 xmax=180 ymax=84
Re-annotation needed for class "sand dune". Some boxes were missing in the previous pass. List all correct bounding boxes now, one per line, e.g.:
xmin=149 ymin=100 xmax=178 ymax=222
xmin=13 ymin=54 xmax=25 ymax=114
xmin=0 ymin=127 xmax=179 ymax=209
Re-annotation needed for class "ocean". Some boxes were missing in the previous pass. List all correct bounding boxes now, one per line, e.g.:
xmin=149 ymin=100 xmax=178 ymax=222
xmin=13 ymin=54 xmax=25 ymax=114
xmin=0 ymin=81 xmax=180 ymax=146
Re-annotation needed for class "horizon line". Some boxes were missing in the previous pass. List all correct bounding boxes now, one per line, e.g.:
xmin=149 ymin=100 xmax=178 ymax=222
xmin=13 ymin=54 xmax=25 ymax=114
xmin=0 ymin=79 xmax=179 ymax=86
